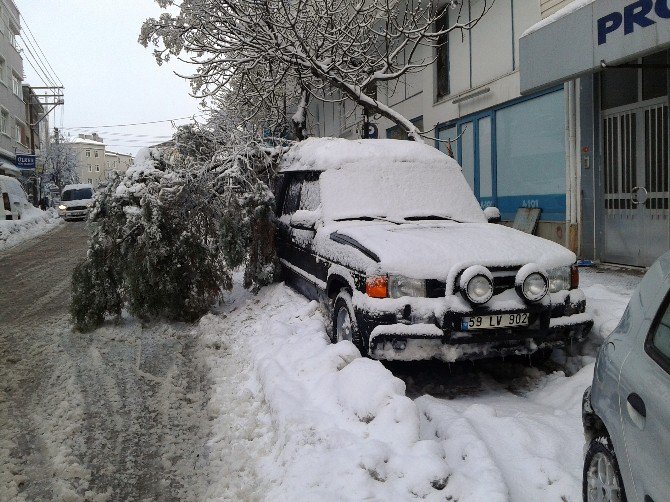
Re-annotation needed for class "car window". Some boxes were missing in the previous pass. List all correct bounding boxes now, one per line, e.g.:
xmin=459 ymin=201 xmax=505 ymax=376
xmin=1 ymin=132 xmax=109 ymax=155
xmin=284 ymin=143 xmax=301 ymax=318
xmin=282 ymin=178 xmax=302 ymax=216
xmin=62 ymin=188 xmax=93 ymax=201
xmin=647 ymin=295 xmax=670 ymax=374
xmin=299 ymin=180 xmax=320 ymax=211
xmin=652 ymin=306 xmax=670 ymax=360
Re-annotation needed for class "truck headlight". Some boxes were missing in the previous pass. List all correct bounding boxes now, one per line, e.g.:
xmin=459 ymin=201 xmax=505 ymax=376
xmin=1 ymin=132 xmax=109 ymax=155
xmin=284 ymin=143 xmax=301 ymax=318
xmin=460 ymin=266 xmax=494 ymax=305
xmin=58 ymin=204 xmax=67 ymax=210
xmin=388 ymin=275 xmax=426 ymax=298
xmin=515 ymin=264 xmax=548 ymax=303
xmin=547 ymin=266 xmax=571 ymax=293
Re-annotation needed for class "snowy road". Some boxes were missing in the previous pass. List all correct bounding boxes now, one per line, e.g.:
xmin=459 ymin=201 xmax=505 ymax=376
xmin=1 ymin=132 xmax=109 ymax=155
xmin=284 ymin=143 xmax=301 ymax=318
xmin=0 ymin=223 xmax=210 ymax=501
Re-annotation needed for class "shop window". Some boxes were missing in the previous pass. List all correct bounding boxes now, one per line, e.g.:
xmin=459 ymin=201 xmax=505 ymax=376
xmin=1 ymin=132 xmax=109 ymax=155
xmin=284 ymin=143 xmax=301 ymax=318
xmin=496 ymin=90 xmax=566 ymax=219
xmin=478 ymin=116 xmax=493 ymax=200
xmin=437 ymin=125 xmax=457 ymax=158
xmin=642 ymin=50 xmax=669 ymax=102
xmin=436 ymin=89 xmax=566 ymax=221
xmin=460 ymin=121 xmax=475 ymax=191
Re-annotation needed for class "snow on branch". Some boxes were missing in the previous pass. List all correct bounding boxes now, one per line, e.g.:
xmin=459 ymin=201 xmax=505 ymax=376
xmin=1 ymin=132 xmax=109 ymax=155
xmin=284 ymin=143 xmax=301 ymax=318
xmin=140 ymin=0 xmax=494 ymax=140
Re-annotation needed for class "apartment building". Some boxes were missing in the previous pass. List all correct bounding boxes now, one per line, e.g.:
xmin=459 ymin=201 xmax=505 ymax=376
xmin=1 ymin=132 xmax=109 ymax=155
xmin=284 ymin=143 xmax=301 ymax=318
xmin=0 ymin=0 xmax=30 ymax=175
xmin=71 ymin=133 xmax=133 ymax=186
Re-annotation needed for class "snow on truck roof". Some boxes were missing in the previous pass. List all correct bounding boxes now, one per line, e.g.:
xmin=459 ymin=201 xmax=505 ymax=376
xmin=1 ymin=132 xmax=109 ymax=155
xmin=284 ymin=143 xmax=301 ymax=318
xmin=278 ymin=137 xmax=459 ymax=172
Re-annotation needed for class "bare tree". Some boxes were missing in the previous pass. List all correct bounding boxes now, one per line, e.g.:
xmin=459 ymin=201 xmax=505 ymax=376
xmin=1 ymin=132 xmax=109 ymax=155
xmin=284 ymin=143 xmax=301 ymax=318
xmin=40 ymin=137 xmax=79 ymax=191
xmin=140 ymin=0 xmax=492 ymax=141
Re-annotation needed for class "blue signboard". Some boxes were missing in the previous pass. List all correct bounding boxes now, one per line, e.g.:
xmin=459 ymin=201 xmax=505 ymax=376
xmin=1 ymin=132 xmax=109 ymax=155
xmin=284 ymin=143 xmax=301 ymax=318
xmin=16 ymin=154 xmax=36 ymax=169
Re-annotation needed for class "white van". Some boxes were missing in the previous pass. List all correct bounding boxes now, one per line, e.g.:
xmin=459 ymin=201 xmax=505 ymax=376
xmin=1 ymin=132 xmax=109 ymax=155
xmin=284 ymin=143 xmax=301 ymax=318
xmin=59 ymin=184 xmax=94 ymax=221
xmin=0 ymin=174 xmax=31 ymax=220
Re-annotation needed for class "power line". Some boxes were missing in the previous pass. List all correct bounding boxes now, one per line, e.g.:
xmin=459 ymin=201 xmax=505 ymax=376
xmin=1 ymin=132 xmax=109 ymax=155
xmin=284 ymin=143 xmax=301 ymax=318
xmin=20 ymin=41 xmax=56 ymax=88
xmin=60 ymin=115 xmax=203 ymax=130
xmin=19 ymin=13 xmax=63 ymax=86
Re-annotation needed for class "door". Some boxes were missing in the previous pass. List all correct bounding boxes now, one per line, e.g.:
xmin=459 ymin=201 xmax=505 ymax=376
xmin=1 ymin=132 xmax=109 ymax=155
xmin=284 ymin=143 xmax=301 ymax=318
xmin=602 ymin=102 xmax=669 ymax=266
xmin=618 ymin=289 xmax=670 ymax=501
xmin=275 ymin=173 xmax=322 ymax=299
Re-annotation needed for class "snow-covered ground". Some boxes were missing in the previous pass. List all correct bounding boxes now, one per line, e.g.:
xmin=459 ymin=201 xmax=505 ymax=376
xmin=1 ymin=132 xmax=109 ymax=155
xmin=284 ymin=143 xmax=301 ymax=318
xmin=199 ymin=266 xmax=641 ymax=501
xmin=0 ymin=207 xmax=62 ymax=252
xmin=1 ymin=234 xmax=641 ymax=501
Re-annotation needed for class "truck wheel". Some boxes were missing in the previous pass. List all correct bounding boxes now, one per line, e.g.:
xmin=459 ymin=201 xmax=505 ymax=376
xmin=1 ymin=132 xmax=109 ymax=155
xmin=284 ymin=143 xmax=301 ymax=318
xmin=583 ymin=436 xmax=626 ymax=502
xmin=332 ymin=290 xmax=363 ymax=354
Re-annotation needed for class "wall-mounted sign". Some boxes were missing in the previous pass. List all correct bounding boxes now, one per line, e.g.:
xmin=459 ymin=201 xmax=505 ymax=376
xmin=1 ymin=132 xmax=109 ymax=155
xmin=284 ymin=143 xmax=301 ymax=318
xmin=520 ymin=0 xmax=670 ymax=94
xmin=15 ymin=154 xmax=36 ymax=169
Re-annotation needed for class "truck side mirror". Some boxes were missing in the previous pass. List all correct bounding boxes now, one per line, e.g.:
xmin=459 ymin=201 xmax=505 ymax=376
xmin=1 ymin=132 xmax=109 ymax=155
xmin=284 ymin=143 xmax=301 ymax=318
xmin=484 ymin=206 xmax=501 ymax=224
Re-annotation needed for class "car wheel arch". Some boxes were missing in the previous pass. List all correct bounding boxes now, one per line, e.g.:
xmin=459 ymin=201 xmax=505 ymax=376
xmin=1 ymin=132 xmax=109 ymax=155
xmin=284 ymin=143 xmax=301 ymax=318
xmin=327 ymin=273 xmax=354 ymax=299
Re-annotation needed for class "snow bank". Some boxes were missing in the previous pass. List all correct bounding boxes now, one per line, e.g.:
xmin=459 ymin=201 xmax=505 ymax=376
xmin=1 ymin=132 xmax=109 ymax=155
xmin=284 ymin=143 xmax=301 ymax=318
xmin=0 ymin=207 xmax=62 ymax=252
xmin=197 ymin=268 xmax=640 ymax=501
xmin=202 ymin=283 xmax=532 ymax=500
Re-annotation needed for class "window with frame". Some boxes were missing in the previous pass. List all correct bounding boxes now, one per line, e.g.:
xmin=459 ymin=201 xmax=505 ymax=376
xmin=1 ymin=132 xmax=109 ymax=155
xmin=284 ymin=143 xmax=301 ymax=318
xmin=87 ymin=178 xmax=92 ymax=184
xmin=281 ymin=177 xmax=302 ymax=216
xmin=88 ymin=165 xmax=92 ymax=172
xmin=0 ymin=110 xmax=7 ymax=135
xmin=0 ymin=58 xmax=5 ymax=84
xmin=299 ymin=179 xmax=321 ymax=211
xmin=85 ymin=150 xmax=91 ymax=157
xmin=435 ymin=7 xmax=449 ymax=100
xmin=95 ymin=165 xmax=100 ymax=172
xmin=95 ymin=150 xmax=99 ymax=158
xmin=14 ymin=122 xmax=21 ymax=142
xmin=11 ymin=74 xmax=20 ymax=97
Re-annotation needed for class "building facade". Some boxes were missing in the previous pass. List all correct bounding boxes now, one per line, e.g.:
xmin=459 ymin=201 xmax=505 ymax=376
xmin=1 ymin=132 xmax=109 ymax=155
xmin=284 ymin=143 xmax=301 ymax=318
xmin=520 ymin=0 xmax=670 ymax=267
xmin=0 ymin=0 xmax=30 ymax=176
xmin=70 ymin=133 xmax=133 ymax=186
xmin=308 ymin=0 xmax=583 ymax=252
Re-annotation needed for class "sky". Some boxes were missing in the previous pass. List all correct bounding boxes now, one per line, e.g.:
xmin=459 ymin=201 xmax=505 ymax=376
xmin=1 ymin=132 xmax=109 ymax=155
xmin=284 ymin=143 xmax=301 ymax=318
xmin=18 ymin=0 xmax=202 ymax=156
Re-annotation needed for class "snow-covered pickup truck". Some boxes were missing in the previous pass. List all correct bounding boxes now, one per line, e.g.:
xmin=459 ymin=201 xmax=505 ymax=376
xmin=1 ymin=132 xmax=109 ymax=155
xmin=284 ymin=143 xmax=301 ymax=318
xmin=274 ymin=137 xmax=593 ymax=362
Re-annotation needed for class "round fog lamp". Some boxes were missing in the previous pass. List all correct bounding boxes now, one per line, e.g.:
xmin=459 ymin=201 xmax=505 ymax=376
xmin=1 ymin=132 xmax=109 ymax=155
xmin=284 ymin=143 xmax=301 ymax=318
xmin=521 ymin=272 xmax=548 ymax=302
xmin=464 ymin=274 xmax=493 ymax=305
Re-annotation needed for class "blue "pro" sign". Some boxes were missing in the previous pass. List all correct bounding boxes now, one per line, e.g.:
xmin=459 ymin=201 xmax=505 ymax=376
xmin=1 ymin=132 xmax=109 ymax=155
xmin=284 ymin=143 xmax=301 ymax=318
xmin=598 ymin=0 xmax=670 ymax=45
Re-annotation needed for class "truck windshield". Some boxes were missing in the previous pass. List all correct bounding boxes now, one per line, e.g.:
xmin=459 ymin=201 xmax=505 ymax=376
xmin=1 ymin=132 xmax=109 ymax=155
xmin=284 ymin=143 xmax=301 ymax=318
xmin=319 ymin=164 xmax=486 ymax=224
xmin=62 ymin=188 xmax=93 ymax=201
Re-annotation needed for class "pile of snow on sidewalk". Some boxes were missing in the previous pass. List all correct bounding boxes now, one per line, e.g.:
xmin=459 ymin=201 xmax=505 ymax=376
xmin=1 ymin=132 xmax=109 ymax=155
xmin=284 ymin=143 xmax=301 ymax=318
xmin=0 ymin=207 xmax=62 ymax=252
xmin=201 ymin=284 xmax=511 ymax=501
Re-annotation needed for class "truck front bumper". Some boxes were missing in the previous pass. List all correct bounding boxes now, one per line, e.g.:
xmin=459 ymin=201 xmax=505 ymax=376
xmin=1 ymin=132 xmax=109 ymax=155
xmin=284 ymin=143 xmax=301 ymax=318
xmin=360 ymin=290 xmax=593 ymax=362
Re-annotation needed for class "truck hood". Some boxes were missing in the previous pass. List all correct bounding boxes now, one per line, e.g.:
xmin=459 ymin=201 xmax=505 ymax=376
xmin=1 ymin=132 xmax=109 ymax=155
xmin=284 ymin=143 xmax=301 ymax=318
xmin=330 ymin=221 xmax=575 ymax=279
xmin=61 ymin=199 xmax=93 ymax=208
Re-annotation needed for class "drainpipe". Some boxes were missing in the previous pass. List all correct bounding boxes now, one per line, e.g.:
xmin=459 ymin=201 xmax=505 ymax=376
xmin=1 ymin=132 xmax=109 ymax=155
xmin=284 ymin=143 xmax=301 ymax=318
xmin=565 ymin=82 xmax=572 ymax=249
xmin=565 ymin=80 xmax=578 ymax=251
xmin=574 ymin=80 xmax=582 ymax=256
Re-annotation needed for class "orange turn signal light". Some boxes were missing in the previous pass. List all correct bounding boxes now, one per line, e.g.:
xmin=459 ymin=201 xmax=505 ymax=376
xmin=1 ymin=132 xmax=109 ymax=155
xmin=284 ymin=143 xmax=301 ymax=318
xmin=570 ymin=265 xmax=579 ymax=289
xmin=366 ymin=275 xmax=388 ymax=298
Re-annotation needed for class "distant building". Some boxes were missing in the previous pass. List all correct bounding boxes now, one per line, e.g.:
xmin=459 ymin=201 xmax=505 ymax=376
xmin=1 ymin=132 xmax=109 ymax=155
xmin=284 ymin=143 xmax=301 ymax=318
xmin=70 ymin=133 xmax=133 ymax=186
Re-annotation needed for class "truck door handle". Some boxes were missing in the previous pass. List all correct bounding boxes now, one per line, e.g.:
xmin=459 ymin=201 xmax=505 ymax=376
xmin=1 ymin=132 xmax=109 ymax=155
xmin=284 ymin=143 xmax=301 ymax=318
xmin=627 ymin=393 xmax=646 ymax=418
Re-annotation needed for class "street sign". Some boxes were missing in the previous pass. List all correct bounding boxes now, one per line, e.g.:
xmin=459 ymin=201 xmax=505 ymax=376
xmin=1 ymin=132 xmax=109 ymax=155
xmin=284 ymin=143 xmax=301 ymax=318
xmin=15 ymin=154 xmax=36 ymax=169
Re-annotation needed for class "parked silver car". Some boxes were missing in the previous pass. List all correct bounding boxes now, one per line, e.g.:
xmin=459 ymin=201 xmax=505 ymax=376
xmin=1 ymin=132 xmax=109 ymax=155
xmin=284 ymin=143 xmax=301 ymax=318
xmin=582 ymin=251 xmax=670 ymax=502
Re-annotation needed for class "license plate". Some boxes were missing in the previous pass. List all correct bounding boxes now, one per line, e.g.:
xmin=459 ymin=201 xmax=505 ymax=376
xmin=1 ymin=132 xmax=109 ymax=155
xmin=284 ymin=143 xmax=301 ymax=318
xmin=461 ymin=313 xmax=530 ymax=330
